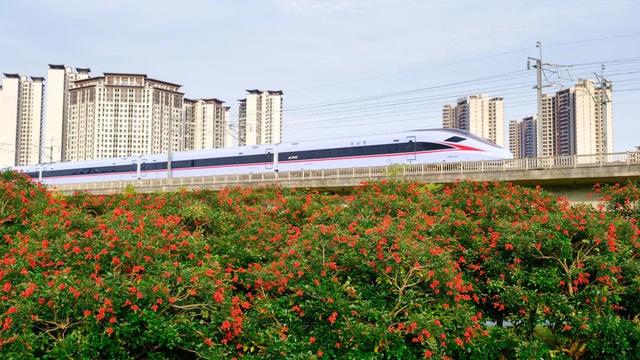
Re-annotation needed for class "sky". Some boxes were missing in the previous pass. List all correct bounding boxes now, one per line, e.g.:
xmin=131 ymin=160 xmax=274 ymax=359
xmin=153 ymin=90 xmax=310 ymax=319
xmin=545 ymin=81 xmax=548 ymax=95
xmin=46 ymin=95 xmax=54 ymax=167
xmin=1 ymin=0 xmax=639 ymax=151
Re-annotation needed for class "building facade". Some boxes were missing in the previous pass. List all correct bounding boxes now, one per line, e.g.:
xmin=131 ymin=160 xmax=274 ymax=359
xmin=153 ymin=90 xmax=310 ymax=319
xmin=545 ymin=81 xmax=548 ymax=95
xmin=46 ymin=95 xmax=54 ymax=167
xmin=238 ymin=90 xmax=283 ymax=146
xmin=554 ymin=79 xmax=613 ymax=156
xmin=183 ymin=98 xmax=230 ymax=150
xmin=442 ymin=104 xmax=457 ymax=129
xmin=508 ymin=117 xmax=537 ymax=159
xmin=442 ymin=94 xmax=504 ymax=146
xmin=508 ymin=120 xmax=520 ymax=158
xmin=0 ymin=74 xmax=44 ymax=167
xmin=538 ymin=94 xmax=556 ymax=157
xmin=65 ymin=73 xmax=184 ymax=161
xmin=43 ymin=65 xmax=90 ymax=163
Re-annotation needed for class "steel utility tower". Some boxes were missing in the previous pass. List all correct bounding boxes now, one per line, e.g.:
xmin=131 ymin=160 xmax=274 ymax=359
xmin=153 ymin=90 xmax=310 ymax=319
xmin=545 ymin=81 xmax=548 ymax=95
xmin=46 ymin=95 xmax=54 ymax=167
xmin=528 ymin=41 xmax=544 ymax=158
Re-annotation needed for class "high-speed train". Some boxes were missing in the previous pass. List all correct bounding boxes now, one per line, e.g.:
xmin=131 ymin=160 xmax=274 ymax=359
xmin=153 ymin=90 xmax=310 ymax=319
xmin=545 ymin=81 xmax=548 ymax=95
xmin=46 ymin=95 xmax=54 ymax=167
xmin=15 ymin=129 xmax=512 ymax=185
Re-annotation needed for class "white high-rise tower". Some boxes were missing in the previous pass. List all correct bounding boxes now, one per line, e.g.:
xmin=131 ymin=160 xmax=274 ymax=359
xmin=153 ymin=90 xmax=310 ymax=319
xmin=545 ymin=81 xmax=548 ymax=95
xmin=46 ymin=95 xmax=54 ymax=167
xmin=0 ymin=74 xmax=44 ymax=167
xmin=43 ymin=65 xmax=90 ymax=163
xmin=238 ymin=90 xmax=283 ymax=146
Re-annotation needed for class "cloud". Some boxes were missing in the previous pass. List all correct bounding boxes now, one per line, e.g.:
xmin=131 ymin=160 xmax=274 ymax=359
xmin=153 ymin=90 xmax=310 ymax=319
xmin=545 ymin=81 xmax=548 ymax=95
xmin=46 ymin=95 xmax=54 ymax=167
xmin=273 ymin=0 xmax=357 ymax=14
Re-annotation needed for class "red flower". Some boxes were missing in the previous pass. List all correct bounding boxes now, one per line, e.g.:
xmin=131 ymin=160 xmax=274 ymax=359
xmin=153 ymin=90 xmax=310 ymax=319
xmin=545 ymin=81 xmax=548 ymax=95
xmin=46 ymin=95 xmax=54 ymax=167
xmin=328 ymin=311 xmax=338 ymax=325
xmin=309 ymin=336 xmax=316 ymax=344
xmin=213 ymin=289 xmax=224 ymax=303
xmin=21 ymin=283 xmax=37 ymax=298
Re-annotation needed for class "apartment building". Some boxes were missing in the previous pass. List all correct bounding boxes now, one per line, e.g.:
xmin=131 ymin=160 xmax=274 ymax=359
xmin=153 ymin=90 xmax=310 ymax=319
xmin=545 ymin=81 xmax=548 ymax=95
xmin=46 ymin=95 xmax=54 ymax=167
xmin=183 ymin=98 xmax=231 ymax=150
xmin=442 ymin=94 xmax=504 ymax=146
xmin=43 ymin=65 xmax=90 ymax=163
xmin=508 ymin=79 xmax=613 ymax=158
xmin=508 ymin=120 xmax=520 ymax=158
xmin=442 ymin=104 xmax=457 ymax=129
xmin=65 ymin=73 xmax=184 ymax=161
xmin=0 ymin=74 xmax=44 ymax=167
xmin=508 ymin=117 xmax=537 ymax=159
xmin=554 ymin=79 xmax=612 ymax=156
xmin=538 ymin=94 xmax=556 ymax=157
xmin=238 ymin=90 xmax=283 ymax=146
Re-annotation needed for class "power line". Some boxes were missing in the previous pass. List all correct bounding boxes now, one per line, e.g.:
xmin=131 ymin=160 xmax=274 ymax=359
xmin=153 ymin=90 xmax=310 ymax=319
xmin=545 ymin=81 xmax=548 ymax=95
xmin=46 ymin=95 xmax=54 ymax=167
xmin=545 ymin=31 xmax=640 ymax=48
xmin=285 ymin=31 xmax=640 ymax=94
xmin=281 ymin=59 xmax=640 ymax=116
xmin=279 ymin=65 xmax=640 ymax=127
xmin=288 ymin=48 xmax=534 ymax=93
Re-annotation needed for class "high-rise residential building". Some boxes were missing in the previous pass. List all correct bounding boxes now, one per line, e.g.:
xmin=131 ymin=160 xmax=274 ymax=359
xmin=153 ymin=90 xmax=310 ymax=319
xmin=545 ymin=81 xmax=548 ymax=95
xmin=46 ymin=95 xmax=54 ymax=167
xmin=554 ymin=79 xmax=612 ymax=156
xmin=183 ymin=98 xmax=197 ymax=151
xmin=554 ymin=87 xmax=573 ymax=156
xmin=65 ymin=73 xmax=184 ymax=161
xmin=238 ymin=90 xmax=283 ymax=146
xmin=487 ymin=97 xmax=504 ymax=146
xmin=442 ymin=104 xmax=457 ymax=129
xmin=0 ymin=74 xmax=44 ymax=167
xmin=539 ymin=94 xmax=556 ymax=157
xmin=183 ymin=98 xmax=231 ymax=150
xmin=442 ymin=94 xmax=504 ymax=146
xmin=43 ymin=65 xmax=90 ymax=163
xmin=509 ymin=116 xmax=537 ymax=159
xmin=508 ymin=120 xmax=520 ymax=158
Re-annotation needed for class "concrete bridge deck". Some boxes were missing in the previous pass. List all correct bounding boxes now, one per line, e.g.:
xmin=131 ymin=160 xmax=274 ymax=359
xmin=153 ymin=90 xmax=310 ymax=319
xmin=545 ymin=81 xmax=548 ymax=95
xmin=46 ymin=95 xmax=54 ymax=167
xmin=51 ymin=151 xmax=640 ymax=202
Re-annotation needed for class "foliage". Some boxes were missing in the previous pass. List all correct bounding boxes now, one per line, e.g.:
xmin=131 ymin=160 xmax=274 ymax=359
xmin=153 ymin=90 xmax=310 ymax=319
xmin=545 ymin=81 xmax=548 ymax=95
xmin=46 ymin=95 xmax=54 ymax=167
xmin=0 ymin=171 xmax=638 ymax=359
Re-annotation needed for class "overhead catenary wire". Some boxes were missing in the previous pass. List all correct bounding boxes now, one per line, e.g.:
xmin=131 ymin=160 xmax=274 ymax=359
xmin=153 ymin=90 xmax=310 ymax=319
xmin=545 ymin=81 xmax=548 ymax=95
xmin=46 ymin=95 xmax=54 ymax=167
xmin=283 ymin=86 xmax=640 ymax=136
xmin=286 ymin=31 xmax=640 ymax=93
xmin=280 ymin=67 xmax=640 ymax=126
xmin=234 ymin=32 xmax=640 ymax=144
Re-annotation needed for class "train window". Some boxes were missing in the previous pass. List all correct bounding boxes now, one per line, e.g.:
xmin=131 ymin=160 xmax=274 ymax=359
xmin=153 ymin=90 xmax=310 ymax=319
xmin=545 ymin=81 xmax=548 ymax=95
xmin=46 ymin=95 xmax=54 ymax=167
xmin=445 ymin=136 xmax=466 ymax=143
xmin=393 ymin=139 xmax=399 ymax=142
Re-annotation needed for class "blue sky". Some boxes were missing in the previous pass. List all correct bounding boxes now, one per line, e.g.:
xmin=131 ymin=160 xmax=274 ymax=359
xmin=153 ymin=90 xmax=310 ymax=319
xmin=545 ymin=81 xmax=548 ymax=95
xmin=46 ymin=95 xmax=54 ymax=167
xmin=1 ymin=0 xmax=639 ymax=151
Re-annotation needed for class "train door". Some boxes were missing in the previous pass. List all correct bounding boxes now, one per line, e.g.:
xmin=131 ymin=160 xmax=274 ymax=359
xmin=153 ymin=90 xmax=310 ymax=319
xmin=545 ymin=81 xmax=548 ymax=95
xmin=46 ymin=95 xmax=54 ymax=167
xmin=406 ymin=136 xmax=416 ymax=161
xmin=265 ymin=148 xmax=274 ymax=169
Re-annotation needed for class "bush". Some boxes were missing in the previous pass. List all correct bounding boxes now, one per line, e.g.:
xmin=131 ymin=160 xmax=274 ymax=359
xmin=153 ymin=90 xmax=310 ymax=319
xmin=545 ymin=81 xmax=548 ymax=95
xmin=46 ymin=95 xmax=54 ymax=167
xmin=0 ymin=174 xmax=638 ymax=359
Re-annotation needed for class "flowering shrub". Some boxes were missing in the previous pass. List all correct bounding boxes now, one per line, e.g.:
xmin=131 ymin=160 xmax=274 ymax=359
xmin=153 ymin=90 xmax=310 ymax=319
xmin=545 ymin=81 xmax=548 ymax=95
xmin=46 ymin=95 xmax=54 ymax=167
xmin=0 ymin=172 xmax=638 ymax=359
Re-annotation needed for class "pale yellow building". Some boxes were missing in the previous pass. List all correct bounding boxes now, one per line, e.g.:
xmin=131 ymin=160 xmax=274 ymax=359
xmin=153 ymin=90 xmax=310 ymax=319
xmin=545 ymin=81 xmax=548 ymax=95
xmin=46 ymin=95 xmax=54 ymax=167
xmin=65 ymin=73 xmax=184 ymax=161
xmin=443 ymin=94 xmax=504 ymax=146
xmin=238 ymin=90 xmax=283 ymax=146
xmin=183 ymin=98 xmax=231 ymax=150
xmin=555 ymin=79 xmax=612 ymax=156
xmin=0 ymin=74 xmax=44 ymax=166
xmin=43 ymin=65 xmax=90 ymax=163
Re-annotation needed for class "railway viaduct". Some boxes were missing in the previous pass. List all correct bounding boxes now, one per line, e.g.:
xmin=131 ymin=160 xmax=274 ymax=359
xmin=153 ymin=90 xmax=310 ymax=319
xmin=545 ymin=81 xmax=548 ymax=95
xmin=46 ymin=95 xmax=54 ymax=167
xmin=51 ymin=151 xmax=640 ymax=204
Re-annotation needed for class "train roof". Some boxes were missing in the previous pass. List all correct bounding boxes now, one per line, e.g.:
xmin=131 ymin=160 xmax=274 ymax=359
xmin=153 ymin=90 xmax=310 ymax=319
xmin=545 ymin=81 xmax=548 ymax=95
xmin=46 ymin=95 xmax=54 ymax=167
xmin=12 ymin=128 xmax=503 ymax=171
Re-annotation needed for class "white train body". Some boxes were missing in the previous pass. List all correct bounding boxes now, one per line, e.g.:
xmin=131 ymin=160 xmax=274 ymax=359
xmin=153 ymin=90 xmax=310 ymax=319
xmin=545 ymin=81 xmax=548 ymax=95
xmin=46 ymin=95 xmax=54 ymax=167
xmin=15 ymin=129 xmax=512 ymax=185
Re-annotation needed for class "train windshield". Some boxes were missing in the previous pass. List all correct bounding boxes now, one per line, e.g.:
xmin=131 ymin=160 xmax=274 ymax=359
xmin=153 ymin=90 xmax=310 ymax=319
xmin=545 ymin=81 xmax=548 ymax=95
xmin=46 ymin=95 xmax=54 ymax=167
xmin=412 ymin=128 xmax=502 ymax=148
